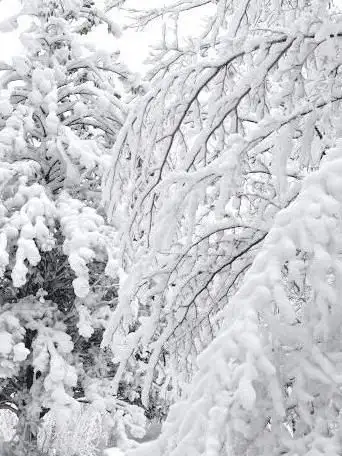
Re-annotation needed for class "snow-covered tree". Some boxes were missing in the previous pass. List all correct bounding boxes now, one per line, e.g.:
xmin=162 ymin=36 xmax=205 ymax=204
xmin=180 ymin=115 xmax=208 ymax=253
xmin=127 ymin=140 xmax=342 ymax=455
xmin=102 ymin=0 xmax=342 ymax=453
xmin=0 ymin=1 xmax=146 ymax=455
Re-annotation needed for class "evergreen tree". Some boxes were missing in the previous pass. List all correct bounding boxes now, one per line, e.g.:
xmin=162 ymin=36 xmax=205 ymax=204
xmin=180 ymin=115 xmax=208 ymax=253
xmin=0 ymin=1 xmax=145 ymax=455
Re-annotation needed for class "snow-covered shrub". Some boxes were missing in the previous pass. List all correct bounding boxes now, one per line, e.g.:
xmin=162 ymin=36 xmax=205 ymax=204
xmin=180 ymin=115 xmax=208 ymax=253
xmin=0 ymin=409 xmax=17 ymax=442
xmin=38 ymin=401 xmax=146 ymax=456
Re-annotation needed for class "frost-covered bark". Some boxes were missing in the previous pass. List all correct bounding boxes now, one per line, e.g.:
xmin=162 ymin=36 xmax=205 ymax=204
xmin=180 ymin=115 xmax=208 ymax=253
xmin=103 ymin=0 xmax=342 ymax=446
xmin=0 ymin=1 xmax=145 ymax=455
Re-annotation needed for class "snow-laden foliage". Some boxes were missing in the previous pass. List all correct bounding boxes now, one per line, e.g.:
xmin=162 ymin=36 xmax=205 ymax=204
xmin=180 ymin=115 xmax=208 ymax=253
xmin=103 ymin=0 xmax=342 ymax=435
xmin=0 ymin=1 xmax=146 ymax=454
xmin=127 ymin=138 xmax=342 ymax=456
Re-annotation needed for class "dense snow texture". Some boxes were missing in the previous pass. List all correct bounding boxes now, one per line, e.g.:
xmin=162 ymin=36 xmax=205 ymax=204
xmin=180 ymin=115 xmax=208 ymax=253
xmin=126 ymin=140 xmax=342 ymax=455
xmin=103 ymin=0 xmax=337 ymax=401
xmin=4 ymin=0 xmax=342 ymax=454
xmin=0 ymin=0 xmax=147 ymax=454
xmin=102 ymin=0 xmax=342 ymax=454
